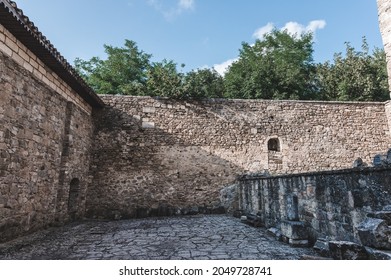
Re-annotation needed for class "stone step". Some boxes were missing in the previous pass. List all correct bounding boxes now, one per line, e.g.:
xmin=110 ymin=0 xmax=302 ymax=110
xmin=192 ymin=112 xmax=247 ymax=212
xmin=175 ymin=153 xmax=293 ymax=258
xmin=299 ymin=254 xmax=332 ymax=260
xmin=365 ymin=247 xmax=391 ymax=260
xmin=280 ymin=220 xmax=308 ymax=240
xmin=313 ymin=238 xmax=330 ymax=257
xmin=240 ymin=214 xmax=262 ymax=227
xmin=266 ymin=227 xmax=282 ymax=241
xmin=328 ymin=241 xmax=368 ymax=260
xmin=357 ymin=218 xmax=391 ymax=250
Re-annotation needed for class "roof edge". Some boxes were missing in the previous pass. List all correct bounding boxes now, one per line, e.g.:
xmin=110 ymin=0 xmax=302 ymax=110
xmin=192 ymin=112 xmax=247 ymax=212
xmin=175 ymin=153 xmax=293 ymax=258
xmin=0 ymin=0 xmax=104 ymax=108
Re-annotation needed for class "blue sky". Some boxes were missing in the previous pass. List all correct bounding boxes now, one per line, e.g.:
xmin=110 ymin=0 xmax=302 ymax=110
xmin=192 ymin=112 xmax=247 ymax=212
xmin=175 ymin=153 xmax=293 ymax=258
xmin=15 ymin=0 xmax=383 ymax=74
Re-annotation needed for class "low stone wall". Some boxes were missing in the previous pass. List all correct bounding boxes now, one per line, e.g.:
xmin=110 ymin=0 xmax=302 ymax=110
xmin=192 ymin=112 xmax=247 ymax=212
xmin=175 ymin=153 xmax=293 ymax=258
xmin=236 ymin=167 xmax=391 ymax=244
xmin=86 ymin=95 xmax=391 ymax=219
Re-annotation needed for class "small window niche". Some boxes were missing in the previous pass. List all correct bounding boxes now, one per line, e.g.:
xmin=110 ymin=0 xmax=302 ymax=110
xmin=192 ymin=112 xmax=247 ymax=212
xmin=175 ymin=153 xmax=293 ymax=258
xmin=267 ymin=138 xmax=281 ymax=152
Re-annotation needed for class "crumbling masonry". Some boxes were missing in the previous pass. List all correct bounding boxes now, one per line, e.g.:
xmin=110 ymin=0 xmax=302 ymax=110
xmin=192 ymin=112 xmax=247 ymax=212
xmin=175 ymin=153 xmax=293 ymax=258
xmin=1 ymin=0 xmax=391 ymax=257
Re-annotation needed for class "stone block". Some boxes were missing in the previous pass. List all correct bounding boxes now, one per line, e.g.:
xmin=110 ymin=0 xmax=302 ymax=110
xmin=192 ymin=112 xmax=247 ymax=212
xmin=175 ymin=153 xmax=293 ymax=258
xmin=365 ymin=247 xmax=391 ymax=260
xmin=245 ymin=214 xmax=262 ymax=227
xmin=142 ymin=121 xmax=155 ymax=128
xmin=289 ymin=239 xmax=309 ymax=247
xmin=328 ymin=241 xmax=368 ymax=260
xmin=267 ymin=227 xmax=282 ymax=241
xmin=142 ymin=107 xmax=156 ymax=113
xmin=0 ymin=40 xmax=13 ymax=57
xmin=313 ymin=238 xmax=330 ymax=257
xmin=367 ymin=211 xmax=391 ymax=225
xmin=280 ymin=220 xmax=308 ymax=240
xmin=357 ymin=218 xmax=391 ymax=250
xmin=383 ymin=205 xmax=391 ymax=211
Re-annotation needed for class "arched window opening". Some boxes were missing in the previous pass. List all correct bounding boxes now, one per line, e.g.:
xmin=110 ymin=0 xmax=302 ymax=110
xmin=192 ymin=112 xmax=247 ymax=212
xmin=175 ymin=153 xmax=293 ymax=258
xmin=268 ymin=138 xmax=280 ymax=152
xmin=267 ymin=137 xmax=283 ymax=173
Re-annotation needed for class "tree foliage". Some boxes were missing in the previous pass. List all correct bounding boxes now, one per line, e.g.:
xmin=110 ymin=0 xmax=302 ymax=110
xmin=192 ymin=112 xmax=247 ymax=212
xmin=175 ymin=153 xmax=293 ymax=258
xmin=146 ymin=59 xmax=184 ymax=98
xmin=75 ymin=40 xmax=224 ymax=99
xmin=75 ymin=40 xmax=151 ymax=95
xmin=183 ymin=68 xmax=225 ymax=99
xmin=315 ymin=40 xmax=389 ymax=101
xmin=224 ymin=30 xmax=316 ymax=100
xmin=74 ymin=35 xmax=389 ymax=102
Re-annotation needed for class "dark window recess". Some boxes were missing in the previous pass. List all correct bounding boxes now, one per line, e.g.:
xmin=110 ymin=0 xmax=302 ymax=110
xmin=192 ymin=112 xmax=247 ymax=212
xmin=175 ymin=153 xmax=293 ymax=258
xmin=68 ymin=178 xmax=80 ymax=220
xmin=268 ymin=138 xmax=280 ymax=152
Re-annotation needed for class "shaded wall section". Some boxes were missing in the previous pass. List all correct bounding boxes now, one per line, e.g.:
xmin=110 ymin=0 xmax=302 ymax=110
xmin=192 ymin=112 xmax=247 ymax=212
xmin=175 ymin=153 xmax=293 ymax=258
xmin=237 ymin=167 xmax=391 ymax=243
xmin=87 ymin=95 xmax=391 ymax=219
xmin=0 ymin=37 xmax=94 ymax=241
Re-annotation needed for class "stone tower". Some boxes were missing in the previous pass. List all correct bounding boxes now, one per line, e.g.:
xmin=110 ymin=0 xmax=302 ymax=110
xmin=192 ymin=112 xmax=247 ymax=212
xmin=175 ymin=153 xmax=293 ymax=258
xmin=378 ymin=0 xmax=391 ymax=95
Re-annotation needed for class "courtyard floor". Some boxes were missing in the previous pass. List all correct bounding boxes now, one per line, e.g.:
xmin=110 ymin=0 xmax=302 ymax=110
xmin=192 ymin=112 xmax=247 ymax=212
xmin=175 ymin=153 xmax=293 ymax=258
xmin=0 ymin=215 xmax=320 ymax=260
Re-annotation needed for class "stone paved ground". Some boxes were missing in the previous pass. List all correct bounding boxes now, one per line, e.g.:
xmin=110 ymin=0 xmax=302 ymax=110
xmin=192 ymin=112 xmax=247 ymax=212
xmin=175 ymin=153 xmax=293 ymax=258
xmin=0 ymin=215 xmax=320 ymax=260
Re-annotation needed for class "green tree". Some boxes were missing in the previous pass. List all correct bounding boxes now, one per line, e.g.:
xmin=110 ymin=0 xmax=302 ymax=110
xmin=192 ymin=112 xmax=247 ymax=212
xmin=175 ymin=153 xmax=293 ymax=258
xmin=224 ymin=29 xmax=316 ymax=100
xmin=74 ymin=40 xmax=151 ymax=95
xmin=183 ymin=68 xmax=225 ymax=99
xmin=146 ymin=59 xmax=184 ymax=98
xmin=315 ymin=39 xmax=389 ymax=101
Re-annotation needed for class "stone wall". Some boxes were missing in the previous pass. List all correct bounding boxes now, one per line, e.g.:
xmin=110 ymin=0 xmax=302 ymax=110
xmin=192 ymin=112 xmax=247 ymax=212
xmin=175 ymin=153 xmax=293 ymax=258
xmin=236 ymin=167 xmax=391 ymax=244
xmin=87 ymin=95 xmax=391 ymax=219
xmin=0 ymin=23 xmax=92 ymax=113
xmin=0 ymin=24 xmax=94 ymax=242
xmin=1 ymin=0 xmax=391 ymax=244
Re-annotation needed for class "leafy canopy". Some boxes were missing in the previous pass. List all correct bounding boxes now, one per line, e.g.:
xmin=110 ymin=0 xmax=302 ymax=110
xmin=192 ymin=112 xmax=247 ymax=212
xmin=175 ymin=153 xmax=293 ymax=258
xmin=224 ymin=29 xmax=316 ymax=100
xmin=75 ymin=40 xmax=224 ymax=99
xmin=315 ymin=39 xmax=389 ymax=102
xmin=75 ymin=40 xmax=151 ymax=95
xmin=74 ymin=34 xmax=389 ymax=102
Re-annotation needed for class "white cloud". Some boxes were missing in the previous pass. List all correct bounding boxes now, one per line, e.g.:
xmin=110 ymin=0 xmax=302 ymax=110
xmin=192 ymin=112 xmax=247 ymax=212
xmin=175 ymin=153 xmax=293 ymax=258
xmin=213 ymin=58 xmax=238 ymax=76
xmin=179 ymin=0 xmax=194 ymax=10
xmin=283 ymin=20 xmax=326 ymax=37
xmin=282 ymin=22 xmax=307 ymax=36
xmin=306 ymin=20 xmax=327 ymax=33
xmin=253 ymin=20 xmax=326 ymax=40
xmin=148 ymin=0 xmax=195 ymax=20
xmin=253 ymin=22 xmax=274 ymax=40
xmin=214 ymin=20 xmax=326 ymax=76
xmin=147 ymin=0 xmax=162 ymax=10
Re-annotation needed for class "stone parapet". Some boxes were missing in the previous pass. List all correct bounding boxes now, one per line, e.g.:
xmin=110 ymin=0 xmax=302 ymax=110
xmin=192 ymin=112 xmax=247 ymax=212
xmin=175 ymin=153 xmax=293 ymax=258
xmin=237 ymin=166 xmax=391 ymax=246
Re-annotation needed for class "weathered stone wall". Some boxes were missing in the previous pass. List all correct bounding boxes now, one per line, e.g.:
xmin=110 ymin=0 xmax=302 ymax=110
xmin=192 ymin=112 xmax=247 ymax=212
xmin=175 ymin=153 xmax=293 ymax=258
xmin=236 ymin=167 xmax=391 ymax=244
xmin=87 ymin=95 xmax=391 ymax=219
xmin=0 ymin=24 xmax=94 ymax=242
xmin=0 ymin=23 xmax=92 ymax=113
xmin=378 ymin=0 xmax=391 ymax=95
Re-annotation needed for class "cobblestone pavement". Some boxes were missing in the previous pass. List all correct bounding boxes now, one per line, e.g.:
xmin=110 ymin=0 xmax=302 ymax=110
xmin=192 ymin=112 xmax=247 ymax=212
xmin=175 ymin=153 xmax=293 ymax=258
xmin=0 ymin=215 xmax=320 ymax=260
